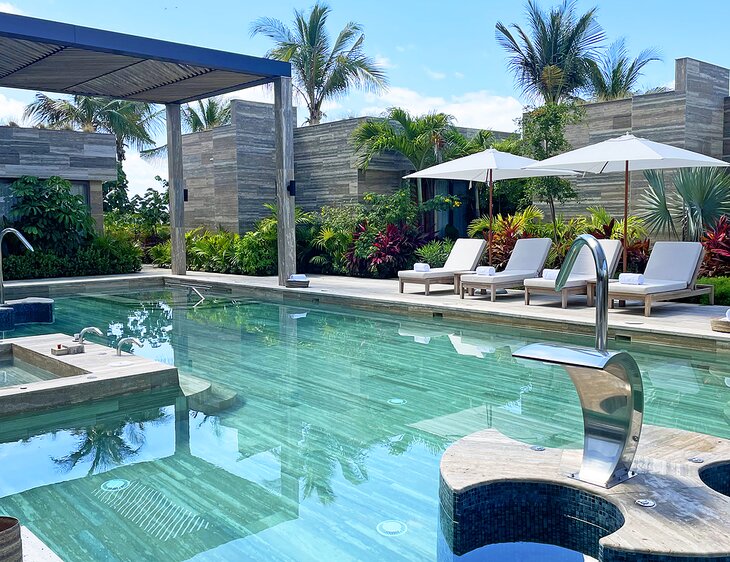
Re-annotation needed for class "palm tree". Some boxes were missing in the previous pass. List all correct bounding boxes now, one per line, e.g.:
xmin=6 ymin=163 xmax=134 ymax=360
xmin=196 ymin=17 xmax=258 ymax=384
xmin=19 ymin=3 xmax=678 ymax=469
xmin=495 ymin=0 xmax=605 ymax=103
xmin=24 ymin=93 xmax=162 ymax=162
xmin=141 ymin=97 xmax=232 ymax=159
xmin=183 ymin=97 xmax=232 ymax=131
xmin=587 ymin=39 xmax=661 ymax=100
xmin=251 ymin=2 xmax=387 ymax=125
xmin=352 ymin=108 xmax=470 ymax=206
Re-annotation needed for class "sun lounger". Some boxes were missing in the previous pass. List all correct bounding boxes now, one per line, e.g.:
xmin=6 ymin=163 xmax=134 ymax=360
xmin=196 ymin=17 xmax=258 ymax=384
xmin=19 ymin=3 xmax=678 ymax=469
xmin=460 ymin=238 xmax=552 ymax=301
xmin=605 ymin=241 xmax=714 ymax=316
xmin=524 ymin=239 xmax=622 ymax=308
xmin=398 ymin=238 xmax=486 ymax=295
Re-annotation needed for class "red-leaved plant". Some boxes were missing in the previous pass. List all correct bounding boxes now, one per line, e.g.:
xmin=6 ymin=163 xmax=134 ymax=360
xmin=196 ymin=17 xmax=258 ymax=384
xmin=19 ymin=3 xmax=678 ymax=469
xmin=702 ymin=215 xmax=730 ymax=277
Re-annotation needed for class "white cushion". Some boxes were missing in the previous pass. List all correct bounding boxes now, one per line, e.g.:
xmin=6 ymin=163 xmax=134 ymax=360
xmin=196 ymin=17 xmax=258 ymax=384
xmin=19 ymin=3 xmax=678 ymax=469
xmin=443 ymin=238 xmax=487 ymax=271
xmin=608 ymin=278 xmax=686 ymax=295
xmin=461 ymin=270 xmax=536 ymax=285
xmin=398 ymin=267 xmax=452 ymax=280
xmin=524 ymin=274 xmax=594 ymax=289
xmin=643 ymin=242 xmax=702 ymax=286
xmin=505 ymin=238 xmax=552 ymax=274
xmin=570 ymin=239 xmax=623 ymax=277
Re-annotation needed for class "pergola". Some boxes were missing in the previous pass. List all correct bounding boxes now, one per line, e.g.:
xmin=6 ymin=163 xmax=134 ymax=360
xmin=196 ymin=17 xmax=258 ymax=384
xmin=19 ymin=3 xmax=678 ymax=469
xmin=0 ymin=12 xmax=296 ymax=284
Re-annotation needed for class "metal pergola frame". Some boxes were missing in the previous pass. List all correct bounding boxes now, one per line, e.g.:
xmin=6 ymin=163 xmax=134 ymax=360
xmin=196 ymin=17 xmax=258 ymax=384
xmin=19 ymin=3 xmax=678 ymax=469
xmin=0 ymin=13 xmax=296 ymax=283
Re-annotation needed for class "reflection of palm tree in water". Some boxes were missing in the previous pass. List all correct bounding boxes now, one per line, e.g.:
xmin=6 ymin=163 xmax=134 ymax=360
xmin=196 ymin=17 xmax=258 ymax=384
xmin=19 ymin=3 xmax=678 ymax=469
xmin=53 ymin=408 xmax=170 ymax=475
xmin=279 ymin=423 xmax=370 ymax=505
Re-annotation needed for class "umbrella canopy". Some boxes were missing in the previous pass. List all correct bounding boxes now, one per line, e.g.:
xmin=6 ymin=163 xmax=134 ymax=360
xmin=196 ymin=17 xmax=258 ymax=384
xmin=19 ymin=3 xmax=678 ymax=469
xmin=404 ymin=148 xmax=575 ymax=182
xmin=525 ymin=133 xmax=729 ymax=271
xmin=524 ymin=133 xmax=729 ymax=173
xmin=403 ymin=148 xmax=576 ymax=265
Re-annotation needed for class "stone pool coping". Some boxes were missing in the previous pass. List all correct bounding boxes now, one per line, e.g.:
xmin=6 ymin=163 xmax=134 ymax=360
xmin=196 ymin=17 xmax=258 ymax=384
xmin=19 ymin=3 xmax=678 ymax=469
xmin=440 ymin=425 xmax=730 ymax=559
xmin=4 ymin=269 xmax=730 ymax=354
xmin=0 ymin=334 xmax=179 ymax=417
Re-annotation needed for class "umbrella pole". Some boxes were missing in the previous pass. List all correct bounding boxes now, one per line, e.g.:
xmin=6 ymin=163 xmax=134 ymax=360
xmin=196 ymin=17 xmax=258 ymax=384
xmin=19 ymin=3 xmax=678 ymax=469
xmin=623 ymin=161 xmax=629 ymax=272
xmin=473 ymin=181 xmax=480 ymax=217
xmin=489 ymin=169 xmax=494 ymax=266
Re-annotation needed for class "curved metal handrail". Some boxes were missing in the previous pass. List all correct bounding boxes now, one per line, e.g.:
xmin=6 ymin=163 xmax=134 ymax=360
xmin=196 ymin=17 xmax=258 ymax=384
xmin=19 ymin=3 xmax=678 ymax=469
xmin=0 ymin=228 xmax=34 ymax=305
xmin=555 ymin=234 xmax=609 ymax=352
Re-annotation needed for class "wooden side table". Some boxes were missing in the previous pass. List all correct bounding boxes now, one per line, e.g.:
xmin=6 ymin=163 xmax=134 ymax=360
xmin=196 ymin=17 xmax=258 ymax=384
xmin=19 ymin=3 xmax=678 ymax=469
xmin=453 ymin=270 xmax=477 ymax=295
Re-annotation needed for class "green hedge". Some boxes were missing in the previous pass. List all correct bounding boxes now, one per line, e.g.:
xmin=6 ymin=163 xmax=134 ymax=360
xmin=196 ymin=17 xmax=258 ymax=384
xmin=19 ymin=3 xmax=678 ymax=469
xmin=4 ymin=235 xmax=142 ymax=280
xmin=697 ymin=277 xmax=730 ymax=307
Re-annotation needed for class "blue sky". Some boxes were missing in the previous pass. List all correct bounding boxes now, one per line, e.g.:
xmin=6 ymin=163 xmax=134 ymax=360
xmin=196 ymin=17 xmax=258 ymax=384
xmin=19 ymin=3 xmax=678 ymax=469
xmin=1 ymin=0 xmax=728 ymax=193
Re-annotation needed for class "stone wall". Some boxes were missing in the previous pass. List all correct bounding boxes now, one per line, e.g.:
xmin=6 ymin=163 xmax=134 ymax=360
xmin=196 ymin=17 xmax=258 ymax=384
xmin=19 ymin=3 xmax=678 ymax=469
xmin=560 ymin=57 xmax=729 ymax=218
xmin=0 ymin=126 xmax=116 ymax=230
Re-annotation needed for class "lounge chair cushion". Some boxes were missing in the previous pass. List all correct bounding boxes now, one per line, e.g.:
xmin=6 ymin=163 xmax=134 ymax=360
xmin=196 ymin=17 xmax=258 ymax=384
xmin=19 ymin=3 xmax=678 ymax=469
xmin=442 ymin=238 xmax=487 ymax=271
xmin=643 ymin=241 xmax=702 ymax=286
xmin=524 ymin=274 xmax=594 ymax=289
xmin=461 ymin=270 xmax=536 ymax=285
xmin=608 ymin=279 xmax=687 ymax=295
xmin=398 ymin=267 xmax=455 ymax=280
xmin=569 ymin=239 xmax=622 ymax=277
xmin=505 ymin=238 xmax=552 ymax=273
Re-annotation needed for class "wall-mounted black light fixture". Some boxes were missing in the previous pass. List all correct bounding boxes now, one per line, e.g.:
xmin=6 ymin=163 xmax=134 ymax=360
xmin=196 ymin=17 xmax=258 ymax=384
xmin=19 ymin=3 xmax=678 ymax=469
xmin=183 ymin=188 xmax=189 ymax=202
xmin=287 ymin=180 xmax=296 ymax=196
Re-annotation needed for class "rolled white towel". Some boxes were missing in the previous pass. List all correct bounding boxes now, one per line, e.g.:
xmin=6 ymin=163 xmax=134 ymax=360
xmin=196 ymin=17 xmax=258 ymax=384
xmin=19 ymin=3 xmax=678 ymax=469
xmin=542 ymin=268 xmax=560 ymax=280
xmin=289 ymin=273 xmax=308 ymax=281
xmin=414 ymin=263 xmax=430 ymax=272
xmin=726 ymin=308 xmax=730 ymax=321
xmin=618 ymin=273 xmax=644 ymax=285
xmin=476 ymin=266 xmax=496 ymax=276
xmin=413 ymin=336 xmax=431 ymax=344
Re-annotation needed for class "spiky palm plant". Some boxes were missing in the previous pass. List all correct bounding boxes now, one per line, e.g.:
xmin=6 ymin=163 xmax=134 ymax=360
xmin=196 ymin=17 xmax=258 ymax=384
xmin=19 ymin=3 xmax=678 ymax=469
xmin=587 ymin=39 xmax=661 ymax=100
xmin=24 ymin=93 xmax=162 ymax=162
xmin=251 ymin=2 xmax=387 ymax=125
xmin=641 ymin=168 xmax=730 ymax=241
xmin=495 ymin=0 xmax=605 ymax=103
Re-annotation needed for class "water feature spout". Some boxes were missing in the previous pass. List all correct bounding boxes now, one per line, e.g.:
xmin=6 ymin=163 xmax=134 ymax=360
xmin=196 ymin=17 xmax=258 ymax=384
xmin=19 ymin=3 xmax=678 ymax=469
xmin=0 ymin=228 xmax=34 ymax=305
xmin=513 ymin=234 xmax=643 ymax=488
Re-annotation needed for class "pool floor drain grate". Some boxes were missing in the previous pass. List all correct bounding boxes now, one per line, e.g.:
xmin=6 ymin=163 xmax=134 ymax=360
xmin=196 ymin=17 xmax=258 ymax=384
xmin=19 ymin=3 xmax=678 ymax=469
xmin=376 ymin=520 xmax=407 ymax=536
xmin=101 ymin=479 xmax=131 ymax=492
xmin=387 ymin=398 xmax=407 ymax=406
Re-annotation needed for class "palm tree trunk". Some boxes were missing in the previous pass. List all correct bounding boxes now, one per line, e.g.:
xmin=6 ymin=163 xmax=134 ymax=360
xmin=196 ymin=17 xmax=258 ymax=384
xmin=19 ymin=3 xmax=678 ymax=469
xmin=115 ymin=136 xmax=125 ymax=162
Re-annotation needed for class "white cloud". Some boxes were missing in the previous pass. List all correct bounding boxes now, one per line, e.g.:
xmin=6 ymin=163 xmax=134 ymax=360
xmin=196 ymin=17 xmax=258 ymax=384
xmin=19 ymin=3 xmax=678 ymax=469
xmin=124 ymin=152 xmax=167 ymax=198
xmin=362 ymin=86 xmax=522 ymax=132
xmin=424 ymin=67 xmax=446 ymax=80
xmin=374 ymin=54 xmax=396 ymax=69
xmin=0 ymin=3 xmax=22 ymax=14
xmin=0 ymin=93 xmax=28 ymax=125
xmin=453 ymin=71 xmax=465 ymax=79
xmin=395 ymin=44 xmax=414 ymax=53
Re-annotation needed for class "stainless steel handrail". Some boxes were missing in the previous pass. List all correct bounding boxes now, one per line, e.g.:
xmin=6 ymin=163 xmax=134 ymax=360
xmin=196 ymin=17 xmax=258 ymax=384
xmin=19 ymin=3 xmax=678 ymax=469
xmin=0 ymin=228 xmax=34 ymax=305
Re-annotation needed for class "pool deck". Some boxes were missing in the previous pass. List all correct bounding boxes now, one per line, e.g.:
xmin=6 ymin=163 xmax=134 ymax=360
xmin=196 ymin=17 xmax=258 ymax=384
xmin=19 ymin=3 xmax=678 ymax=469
xmin=5 ymin=268 xmax=730 ymax=352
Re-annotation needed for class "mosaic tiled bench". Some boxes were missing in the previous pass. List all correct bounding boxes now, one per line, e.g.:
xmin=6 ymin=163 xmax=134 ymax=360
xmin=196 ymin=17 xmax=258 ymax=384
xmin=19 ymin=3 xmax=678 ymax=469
xmin=439 ymin=425 xmax=730 ymax=561
xmin=0 ymin=298 xmax=54 ymax=331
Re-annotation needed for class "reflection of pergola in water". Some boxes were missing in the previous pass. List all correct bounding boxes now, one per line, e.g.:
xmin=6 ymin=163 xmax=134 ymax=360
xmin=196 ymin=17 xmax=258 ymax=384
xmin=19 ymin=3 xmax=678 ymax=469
xmin=0 ymin=13 xmax=296 ymax=284
xmin=0 ymin=389 xmax=301 ymax=561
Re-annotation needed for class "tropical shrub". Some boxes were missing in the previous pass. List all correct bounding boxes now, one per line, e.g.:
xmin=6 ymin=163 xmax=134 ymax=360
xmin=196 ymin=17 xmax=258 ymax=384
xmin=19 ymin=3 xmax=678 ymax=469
xmin=415 ymin=239 xmax=455 ymax=268
xmin=697 ymin=277 xmax=730 ymax=306
xmin=701 ymin=215 xmax=730 ymax=277
xmin=345 ymin=222 xmax=428 ymax=278
xmin=4 ymin=234 xmax=142 ymax=280
xmin=5 ymin=176 xmax=95 ymax=250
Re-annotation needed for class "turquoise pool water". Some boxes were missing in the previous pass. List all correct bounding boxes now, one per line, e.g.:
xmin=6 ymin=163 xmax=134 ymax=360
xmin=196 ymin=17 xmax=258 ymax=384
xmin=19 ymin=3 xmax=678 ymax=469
xmin=0 ymin=290 xmax=728 ymax=561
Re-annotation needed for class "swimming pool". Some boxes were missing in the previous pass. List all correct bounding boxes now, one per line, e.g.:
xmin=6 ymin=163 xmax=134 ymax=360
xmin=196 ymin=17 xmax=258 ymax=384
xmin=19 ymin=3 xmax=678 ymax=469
xmin=1 ymin=290 xmax=728 ymax=561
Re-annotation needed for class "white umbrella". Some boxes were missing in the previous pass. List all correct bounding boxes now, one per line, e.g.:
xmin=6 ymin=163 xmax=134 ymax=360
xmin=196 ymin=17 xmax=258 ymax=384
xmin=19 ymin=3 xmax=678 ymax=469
xmin=525 ymin=133 xmax=729 ymax=270
xmin=405 ymin=148 xmax=576 ymax=264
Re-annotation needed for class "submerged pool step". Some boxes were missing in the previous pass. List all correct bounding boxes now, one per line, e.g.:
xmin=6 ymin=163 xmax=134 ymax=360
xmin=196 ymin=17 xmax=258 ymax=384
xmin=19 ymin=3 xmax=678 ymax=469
xmin=179 ymin=373 xmax=238 ymax=414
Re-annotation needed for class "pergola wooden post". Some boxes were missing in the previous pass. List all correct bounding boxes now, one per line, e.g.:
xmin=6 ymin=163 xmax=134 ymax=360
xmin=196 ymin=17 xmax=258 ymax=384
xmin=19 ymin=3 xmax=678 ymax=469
xmin=166 ymin=103 xmax=186 ymax=276
xmin=274 ymin=76 xmax=296 ymax=285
